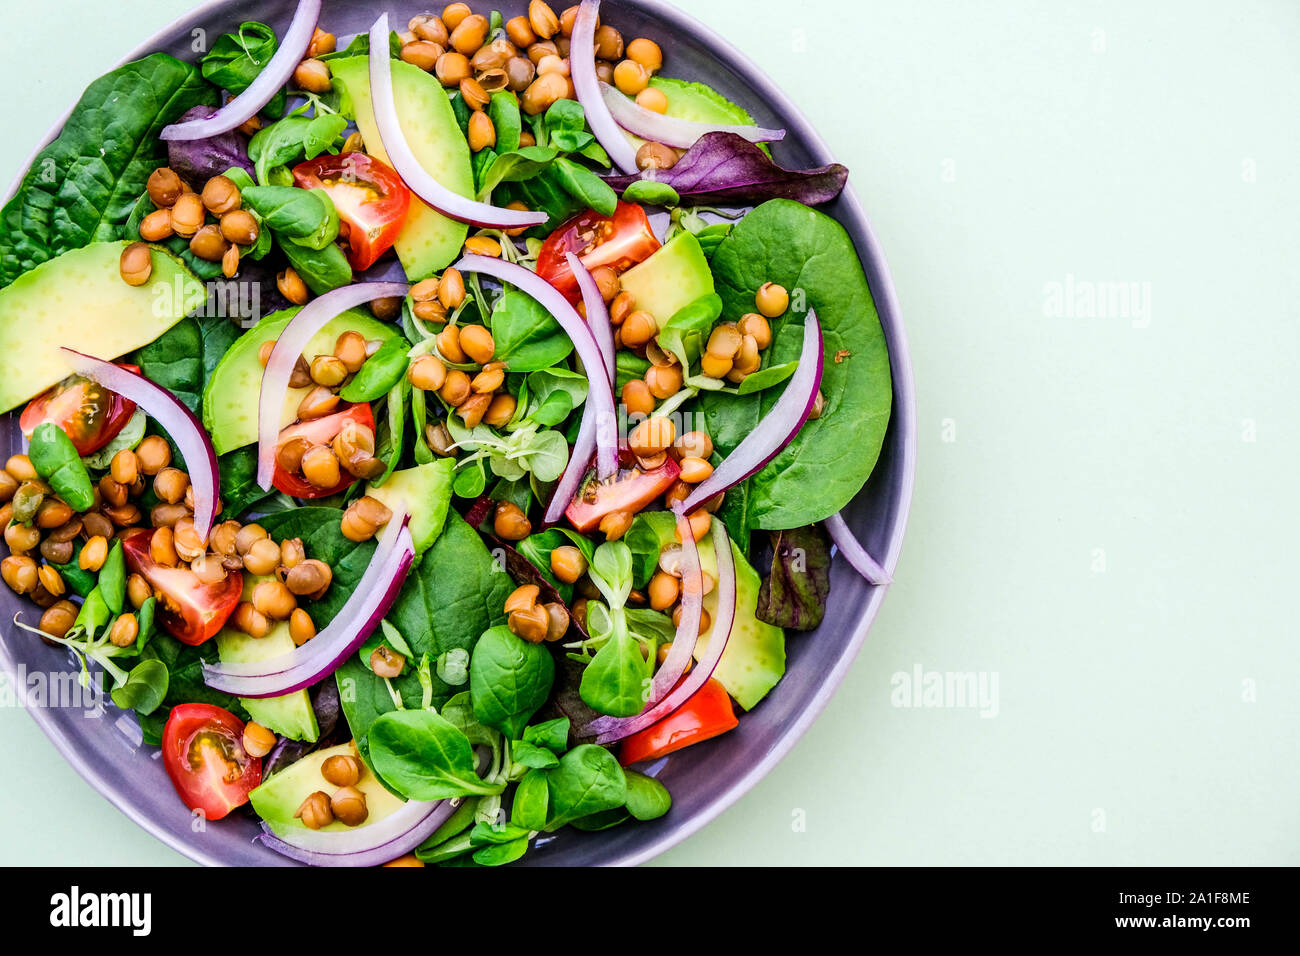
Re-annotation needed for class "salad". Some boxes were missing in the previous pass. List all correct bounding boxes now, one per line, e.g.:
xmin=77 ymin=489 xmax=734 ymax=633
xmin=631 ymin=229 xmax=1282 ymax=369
xmin=0 ymin=0 xmax=894 ymax=866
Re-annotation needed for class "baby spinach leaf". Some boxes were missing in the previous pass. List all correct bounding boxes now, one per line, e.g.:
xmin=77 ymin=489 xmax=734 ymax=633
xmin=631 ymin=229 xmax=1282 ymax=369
xmin=472 ymin=837 xmax=530 ymax=866
xmin=281 ymin=236 xmax=353 ymax=293
xmin=369 ymin=709 xmax=505 ymax=800
xmin=736 ymin=359 xmax=798 ymax=395
xmin=218 ymin=446 xmax=276 ymax=519
xmin=241 ymin=186 xmax=336 ymax=242
xmin=704 ymin=199 xmax=893 ymax=531
xmin=200 ymin=21 xmax=287 ymax=119
xmin=522 ymin=717 xmax=570 ymax=754
xmin=469 ymin=625 xmax=555 ymax=738
xmin=248 ymin=114 xmax=347 ymax=186
xmin=29 ymin=423 xmax=95 ymax=512
xmin=475 ymin=145 xmax=561 ymax=202
xmin=545 ymin=744 xmax=627 ymax=830
xmin=488 ymin=92 xmax=522 ymax=153
xmin=756 ymin=523 xmax=832 ymax=630
xmin=551 ymin=157 xmax=617 ymax=217
xmin=0 ymin=53 xmax=217 ymax=287
xmin=623 ymin=770 xmax=672 ymax=821
xmin=510 ymin=738 xmax=560 ymax=770
xmin=622 ymin=180 xmax=680 ymax=207
xmin=110 ymin=659 xmax=169 ymax=716
xmin=511 ymin=769 xmax=550 ymax=830
xmin=490 ymin=291 xmax=574 ymax=371
xmin=339 ymin=337 xmax=409 ymax=403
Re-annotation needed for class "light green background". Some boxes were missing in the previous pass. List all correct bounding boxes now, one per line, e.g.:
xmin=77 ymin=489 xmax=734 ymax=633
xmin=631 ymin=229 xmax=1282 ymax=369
xmin=1 ymin=0 xmax=1296 ymax=866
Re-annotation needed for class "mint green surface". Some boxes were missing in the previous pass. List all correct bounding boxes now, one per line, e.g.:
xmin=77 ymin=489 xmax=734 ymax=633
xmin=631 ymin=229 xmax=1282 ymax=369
xmin=1 ymin=0 xmax=1297 ymax=866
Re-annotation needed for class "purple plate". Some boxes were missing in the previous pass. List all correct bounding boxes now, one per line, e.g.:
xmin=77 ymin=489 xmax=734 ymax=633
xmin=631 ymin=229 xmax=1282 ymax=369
xmin=0 ymin=0 xmax=915 ymax=865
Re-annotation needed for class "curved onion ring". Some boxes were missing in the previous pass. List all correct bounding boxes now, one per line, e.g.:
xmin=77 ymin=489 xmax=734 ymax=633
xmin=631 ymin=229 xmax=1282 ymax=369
xmin=161 ymin=0 xmax=322 ymax=141
xmin=825 ymin=511 xmax=892 ymax=586
xmin=60 ymin=350 xmax=221 ymax=540
xmin=452 ymin=254 xmax=617 ymax=480
xmin=681 ymin=310 xmax=824 ymax=514
xmin=599 ymin=82 xmax=786 ymax=150
xmin=368 ymin=14 xmax=547 ymax=229
xmin=570 ymin=0 xmax=640 ymax=174
xmin=202 ymin=513 xmax=414 ymax=697
xmin=255 ymin=281 xmax=410 ymax=490
xmin=585 ymin=514 xmax=737 ymax=744
xmin=565 ymin=252 xmax=615 ymax=383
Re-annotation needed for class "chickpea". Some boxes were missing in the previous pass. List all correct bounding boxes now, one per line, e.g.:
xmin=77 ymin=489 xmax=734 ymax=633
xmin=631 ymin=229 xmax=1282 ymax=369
xmin=119 ymin=242 xmax=153 ymax=287
xmin=5 ymin=455 xmax=36 ymax=482
xmin=401 ymin=40 xmax=444 ymax=72
xmin=674 ymin=509 xmax=711 ymax=544
xmin=505 ymin=55 xmax=537 ymax=91
xmin=707 ymin=322 xmax=742 ymax=359
xmin=297 ymin=386 xmax=341 ymax=421
xmin=587 ymin=266 xmax=620 ymax=304
xmin=613 ymin=59 xmax=650 ymax=96
xmin=526 ymin=39 xmax=558 ymax=65
xmin=82 ymin=512 xmax=114 ymax=539
xmin=139 ymin=208 xmax=175 ymax=242
xmin=504 ymin=584 xmax=540 ymax=615
xmin=107 ymin=613 xmax=138 ymax=648
xmin=626 ymin=37 xmax=663 ymax=73
xmin=536 ymin=53 xmax=569 ymax=77
xmin=322 ymin=753 xmax=363 ymax=788
xmin=508 ymin=604 xmax=550 ymax=643
xmin=648 ymin=571 xmax=680 ymax=611
xmin=299 ymin=445 xmax=341 ymax=491
xmin=468 ymin=110 xmax=496 ymax=152
xmin=296 ymin=791 xmax=334 ymax=829
xmin=285 ymin=607 xmax=315 ymax=647
xmin=413 ymin=296 xmax=449 ymax=325
xmin=733 ymin=333 xmax=761 ymax=374
xmin=223 ymin=243 xmax=240 ymax=279
xmin=104 ymin=502 xmax=143 ymax=528
xmin=645 ymin=363 xmax=683 ymax=400
xmin=628 ymin=416 xmax=676 ymax=458
xmin=425 ymin=423 xmax=456 ymax=457
xmin=39 ymin=600 xmax=78 ymax=639
xmin=0 ymin=471 xmax=16 ymax=504
xmin=528 ymin=0 xmax=559 ymax=38
xmin=252 ymin=579 xmax=296 ymax=621
xmin=435 ymin=51 xmax=472 ymax=85
xmin=598 ymin=509 xmax=634 ymax=540
xmin=242 ymin=722 xmax=276 ymax=759
xmin=147 ymin=167 xmax=184 ymax=208
xmin=442 ymin=3 xmax=472 ymax=29
xmin=277 ymin=267 xmax=310 ymax=305
xmin=276 ymin=537 xmax=305 ymax=572
xmin=635 ymin=87 xmax=669 ymax=114
xmin=700 ymin=351 xmax=733 ymax=379
xmin=6 ymin=524 xmax=41 ymax=558
xmin=808 ymin=389 xmax=826 ymax=421
xmin=521 ymin=71 xmax=569 ymax=114
xmin=436 ymin=267 xmax=467 ymax=310
xmin=549 ymin=545 xmax=587 ymax=584
xmin=107 ymin=449 xmax=140 ymax=487
xmin=635 ymin=141 xmax=678 ymax=173
xmin=484 ymin=393 xmax=517 ymax=427
xmin=755 ymin=282 xmax=789 ymax=318
xmin=79 ymin=535 xmax=109 ymax=572
xmin=200 ymin=175 xmax=240 ymax=216
xmin=674 ymin=604 xmax=711 ymax=633
xmin=448 ymin=14 xmax=488 ymax=55
xmin=152 ymin=467 xmax=189 ymax=505
xmin=309 ymin=354 xmax=349 ymax=388
xmin=440 ymin=368 xmax=473 ymax=406
xmin=331 ymin=786 xmax=369 ymax=827
xmin=620 ymin=310 xmax=657 ymax=348
xmin=169 ymin=192 xmax=205 ymax=238
xmin=334 ymin=331 xmax=368 ymax=373
xmin=737 ymin=312 xmax=773 ymax=349
xmin=677 ymin=456 xmax=714 ymax=484
xmin=383 ymin=854 xmax=425 ymax=867
xmin=506 ymin=15 xmax=537 ymax=47
xmin=127 ymin=573 xmax=152 ymax=609
xmin=493 ymin=501 xmax=531 ymax=541
xmin=172 ymin=520 xmax=206 ymax=562
xmin=463 ymin=235 xmax=502 ymax=257
xmin=370 ymin=645 xmax=406 ymax=679
xmin=542 ymin=602 xmax=570 ymax=642
xmin=35 ymin=564 xmax=63 ymax=598
xmin=97 ymin=475 xmax=126 ymax=509
xmin=241 ymin=537 xmax=281 ymax=577
xmin=412 ymin=14 xmax=449 ymax=44
xmin=149 ymin=503 xmax=188 ymax=529
xmin=459 ymin=76 xmax=491 ymax=111
xmin=1 ymin=555 xmax=37 ymax=594
xmin=621 ymin=379 xmax=655 ymax=417
xmin=39 ymin=539 xmax=73 ymax=567
xmin=294 ymin=58 xmax=332 ymax=93
xmin=371 ymin=296 xmax=403 ymax=320
xmin=234 ymin=602 xmax=272 ymax=639
xmin=405 ymin=354 xmax=446 ymax=393
xmin=307 ymin=26 xmax=336 ymax=57
xmin=594 ymin=24 xmax=624 ymax=60
xmin=35 ymin=498 xmax=74 ymax=530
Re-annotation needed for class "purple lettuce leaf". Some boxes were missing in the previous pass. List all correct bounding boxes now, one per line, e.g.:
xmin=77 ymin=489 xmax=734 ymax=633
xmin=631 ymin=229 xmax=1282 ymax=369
xmin=166 ymin=106 xmax=255 ymax=184
xmin=756 ymin=524 xmax=833 ymax=631
xmin=605 ymin=132 xmax=849 ymax=207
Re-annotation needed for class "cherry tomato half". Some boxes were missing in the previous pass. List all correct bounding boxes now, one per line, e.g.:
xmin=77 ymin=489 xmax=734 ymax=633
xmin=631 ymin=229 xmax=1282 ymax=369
xmin=618 ymin=678 xmax=739 ymax=766
xmin=122 ymin=529 xmax=243 ymax=646
xmin=564 ymin=456 xmax=681 ymax=533
xmin=19 ymin=364 xmax=140 ymax=456
xmin=293 ymin=153 xmax=412 ymax=272
xmin=271 ymin=404 xmax=376 ymax=499
xmin=161 ymin=704 xmax=262 ymax=821
xmin=537 ymin=202 xmax=661 ymax=303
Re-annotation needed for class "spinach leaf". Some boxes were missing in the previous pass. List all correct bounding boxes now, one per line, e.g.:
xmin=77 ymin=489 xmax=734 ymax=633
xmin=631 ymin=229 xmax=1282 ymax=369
xmin=131 ymin=316 xmax=204 ymax=410
xmin=489 ymin=291 xmax=574 ymax=371
xmin=488 ymin=92 xmax=522 ymax=153
xmin=475 ymin=145 xmax=561 ymax=202
xmin=218 ymin=446 xmax=276 ymax=519
xmin=248 ymin=113 xmax=347 ymax=186
xmin=469 ymin=625 xmax=555 ymax=738
xmin=756 ymin=524 xmax=832 ymax=630
xmin=551 ymin=157 xmax=617 ymax=217
xmin=704 ymin=199 xmax=893 ymax=530
xmin=281 ymin=236 xmax=353 ymax=293
xmin=736 ymin=359 xmax=799 ymax=395
xmin=200 ymin=21 xmax=287 ymax=118
xmin=373 ymin=377 xmax=410 ymax=486
xmin=522 ymin=717 xmax=570 ymax=754
xmin=0 ymin=54 xmax=216 ymax=287
xmin=524 ymin=368 xmax=587 ymax=427
xmin=544 ymin=744 xmax=627 ymax=830
xmin=110 ymin=659 xmax=169 ymax=716
xmin=624 ymin=770 xmax=672 ymax=821
xmin=28 ymin=423 xmax=94 ymax=512
xmin=339 ymin=337 xmax=408 ymax=403
xmin=510 ymin=738 xmax=560 ymax=770
xmin=241 ymin=186 xmax=337 ymax=243
xmin=622 ymin=180 xmax=680 ymax=207
xmin=511 ymin=769 xmax=550 ymax=830
xmin=369 ymin=709 xmax=505 ymax=800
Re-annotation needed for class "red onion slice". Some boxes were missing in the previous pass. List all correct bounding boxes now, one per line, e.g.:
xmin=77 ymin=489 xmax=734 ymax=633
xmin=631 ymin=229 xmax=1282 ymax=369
xmin=565 ymin=252 xmax=615 ymax=383
xmin=599 ymin=82 xmax=786 ymax=150
xmin=161 ymin=0 xmax=322 ymax=141
xmin=260 ymin=797 xmax=457 ymax=867
xmin=60 ymin=350 xmax=221 ymax=540
xmin=454 ymin=254 xmax=617 ymax=479
xmin=587 ymin=514 xmax=737 ymax=744
xmin=825 ymin=511 xmax=892 ymax=586
xmin=581 ymin=513 xmax=703 ymax=736
xmin=367 ymin=14 xmax=546 ymax=230
xmin=681 ymin=310 xmax=824 ymax=514
xmin=571 ymin=0 xmax=639 ymax=174
xmin=542 ymin=409 xmax=596 ymax=527
xmin=256 ymin=281 xmax=410 ymax=490
xmin=202 ymin=513 xmax=414 ymax=697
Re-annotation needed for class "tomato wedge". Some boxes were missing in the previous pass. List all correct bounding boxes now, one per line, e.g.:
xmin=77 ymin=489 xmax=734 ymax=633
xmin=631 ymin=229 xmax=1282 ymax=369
xmin=564 ymin=457 xmax=681 ymax=533
xmin=618 ymin=678 xmax=739 ymax=765
xmin=19 ymin=364 xmax=140 ymax=456
xmin=293 ymin=153 xmax=411 ymax=271
xmin=272 ymin=404 xmax=375 ymax=499
xmin=162 ymin=704 xmax=262 ymax=821
xmin=122 ymin=529 xmax=243 ymax=646
xmin=537 ymin=202 xmax=661 ymax=303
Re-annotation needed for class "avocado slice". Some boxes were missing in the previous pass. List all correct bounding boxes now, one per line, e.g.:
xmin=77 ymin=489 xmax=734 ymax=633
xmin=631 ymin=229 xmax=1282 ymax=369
xmin=330 ymin=56 xmax=473 ymax=281
xmin=0 ymin=241 xmax=204 ymax=414
xmin=202 ymin=307 xmax=401 ymax=455
xmin=635 ymin=512 xmax=785 ymax=710
xmin=618 ymin=233 xmax=715 ymax=329
xmin=249 ymin=742 xmax=407 ymax=836
xmin=215 ymin=576 xmax=319 ymax=742
xmin=366 ymin=459 xmax=455 ymax=554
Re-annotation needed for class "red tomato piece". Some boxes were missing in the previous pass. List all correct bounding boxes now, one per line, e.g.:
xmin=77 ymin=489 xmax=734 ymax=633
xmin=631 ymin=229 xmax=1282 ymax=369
xmin=161 ymin=704 xmax=262 ymax=821
xmin=536 ymin=202 xmax=661 ymax=303
xmin=564 ymin=457 xmax=681 ymax=533
xmin=618 ymin=679 xmax=739 ymax=765
xmin=18 ymin=364 xmax=140 ymax=456
xmin=292 ymin=153 xmax=412 ymax=272
xmin=121 ymin=530 xmax=243 ymax=646
xmin=271 ymin=404 xmax=375 ymax=499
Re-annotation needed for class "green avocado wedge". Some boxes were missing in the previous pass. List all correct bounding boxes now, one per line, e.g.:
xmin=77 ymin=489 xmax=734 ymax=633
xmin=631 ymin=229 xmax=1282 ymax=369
xmin=202 ymin=307 xmax=401 ymax=455
xmin=250 ymin=743 xmax=406 ymax=835
xmin=0 ymin=242 xmax=205 ymax=414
